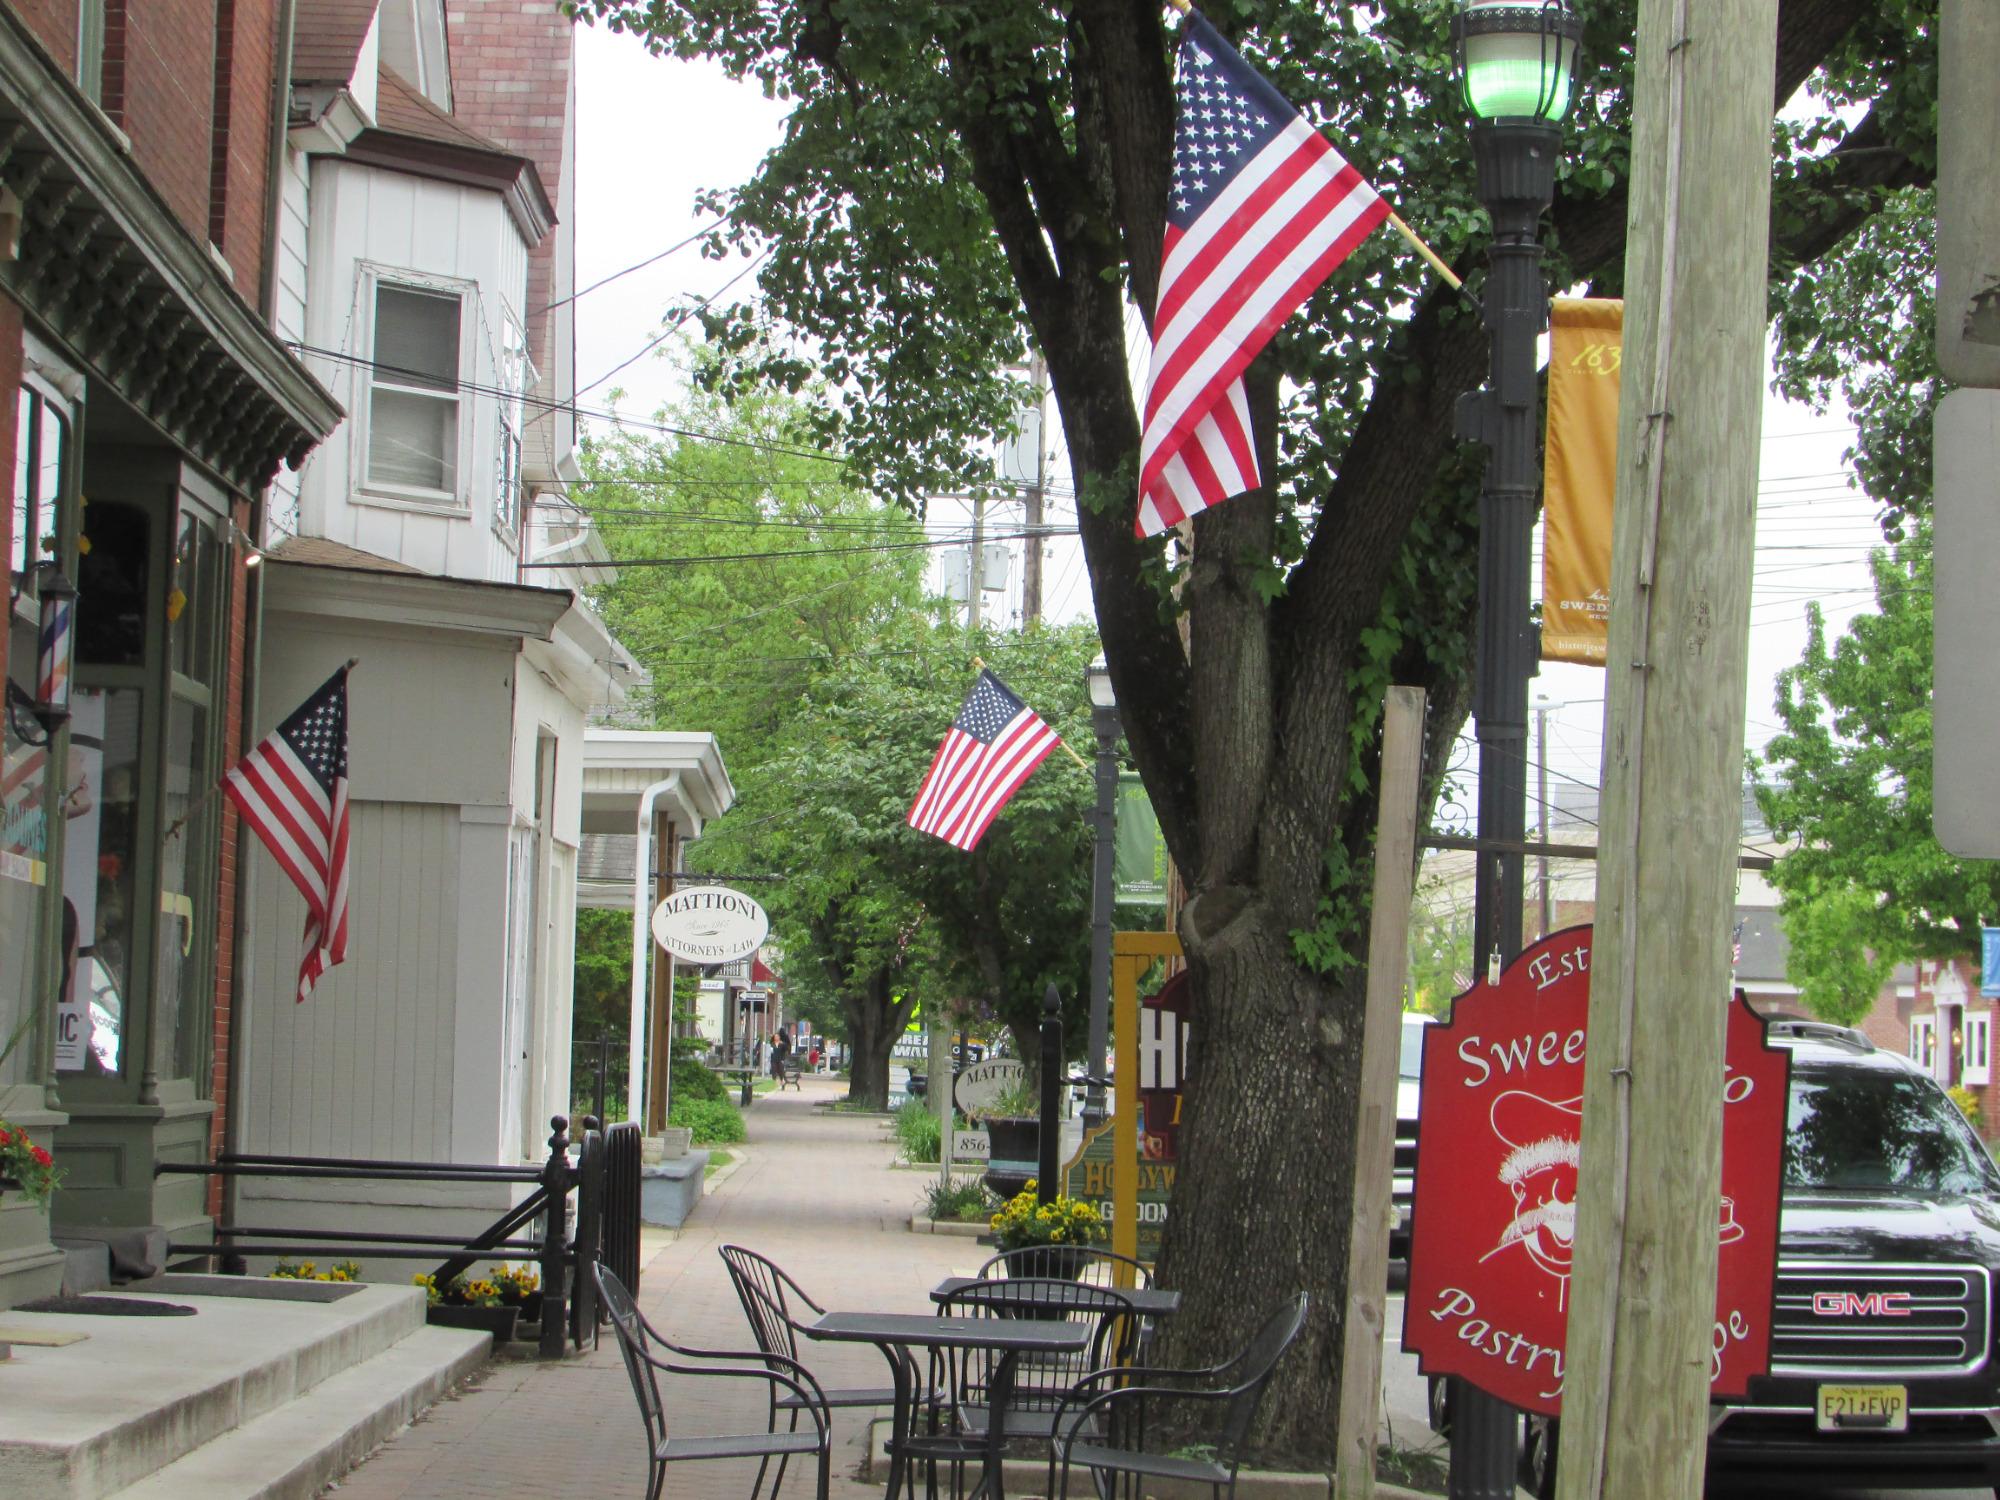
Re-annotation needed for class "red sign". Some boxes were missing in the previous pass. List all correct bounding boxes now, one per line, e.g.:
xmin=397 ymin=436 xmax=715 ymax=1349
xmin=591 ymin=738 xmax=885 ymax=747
xmin=1401 ymin=927 xmax=1788 ymax=1416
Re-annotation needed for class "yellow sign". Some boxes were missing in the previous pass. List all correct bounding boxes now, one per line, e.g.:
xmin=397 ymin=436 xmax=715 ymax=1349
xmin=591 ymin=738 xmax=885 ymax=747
xmin=1541 ymin=298 xmax=1623 ymax=665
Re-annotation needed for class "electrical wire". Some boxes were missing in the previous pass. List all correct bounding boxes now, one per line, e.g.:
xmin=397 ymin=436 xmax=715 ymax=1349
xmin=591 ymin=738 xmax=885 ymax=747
xmin=518 ymin=524 xmax=1070 ymax=570
xmin=536 ymin=219 xmax=727 ymax=316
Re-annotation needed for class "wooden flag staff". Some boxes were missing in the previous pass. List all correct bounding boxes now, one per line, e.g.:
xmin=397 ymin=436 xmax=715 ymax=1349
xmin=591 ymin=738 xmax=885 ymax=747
xmin=1160 ymin=0 xmax=1465 ymax=293
xmin=972 ymin=655 xmax=1091 ymax=770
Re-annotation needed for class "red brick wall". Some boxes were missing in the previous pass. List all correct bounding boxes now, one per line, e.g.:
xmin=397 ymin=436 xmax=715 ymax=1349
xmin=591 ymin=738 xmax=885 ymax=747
xmin=443 ymin=0 xmax=571 ymax=370
xmin=0 ymin=296 xmax=19 ymax=691
xmin=210 ymin=0 xmax=277 ymax=289
xmin=12 ymin=0 xmax=82 ymax=77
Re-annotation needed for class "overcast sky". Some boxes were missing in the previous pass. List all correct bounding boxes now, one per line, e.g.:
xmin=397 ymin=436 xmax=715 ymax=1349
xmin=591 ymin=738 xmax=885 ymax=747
xmin=571 ymin=27 xmax=1882 ymax=821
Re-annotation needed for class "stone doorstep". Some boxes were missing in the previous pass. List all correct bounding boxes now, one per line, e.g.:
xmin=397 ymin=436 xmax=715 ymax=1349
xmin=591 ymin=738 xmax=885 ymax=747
xmin=858 ymin=1417 xmax=1449 ymax=1499
xmin=0 ymin=1282 xmax=430 ymax=1500
xmin=103 ymin=1325 xmax=489 ymax=1500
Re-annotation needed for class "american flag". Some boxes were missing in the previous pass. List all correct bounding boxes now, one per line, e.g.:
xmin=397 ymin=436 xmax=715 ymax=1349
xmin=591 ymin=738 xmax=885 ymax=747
xmin=908 ymin=670 xmax=1062 ymax=852
xmin=224 ymin=666 xmax=351 ymax=1003
xmin=1136 ymin=15 xmax=1390 ymax=538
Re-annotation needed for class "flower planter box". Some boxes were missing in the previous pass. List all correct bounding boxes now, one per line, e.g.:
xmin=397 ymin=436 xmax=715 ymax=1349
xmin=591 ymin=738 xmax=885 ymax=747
xmin=426 ymin=1303 xmax=520 ymax=1341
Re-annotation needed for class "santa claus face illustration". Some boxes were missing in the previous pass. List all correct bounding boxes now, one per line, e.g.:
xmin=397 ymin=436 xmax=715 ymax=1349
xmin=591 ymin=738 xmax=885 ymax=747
xmin=1483 ymin=1091 xmax=1583 ymax=1297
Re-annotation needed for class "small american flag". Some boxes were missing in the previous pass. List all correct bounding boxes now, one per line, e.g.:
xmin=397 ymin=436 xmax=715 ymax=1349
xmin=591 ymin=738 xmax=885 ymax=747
xmin=1136 ymin=14 xmax=1389 ymax=538
xmin=224 ymin=666 xmax=351 ymax=1003
xmin=908 ymin=670 xmax=1062 ymax=852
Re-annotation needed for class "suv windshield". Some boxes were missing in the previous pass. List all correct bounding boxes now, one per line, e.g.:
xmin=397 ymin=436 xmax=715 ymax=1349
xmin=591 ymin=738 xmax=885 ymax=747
xmin=1784 ymin=1068 xmax=1999 ymax=1196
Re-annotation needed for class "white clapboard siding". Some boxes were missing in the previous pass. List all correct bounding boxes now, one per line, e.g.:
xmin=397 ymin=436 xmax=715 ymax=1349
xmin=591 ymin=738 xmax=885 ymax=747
xmin=241 ymin=800 xmax=458 ymax=1161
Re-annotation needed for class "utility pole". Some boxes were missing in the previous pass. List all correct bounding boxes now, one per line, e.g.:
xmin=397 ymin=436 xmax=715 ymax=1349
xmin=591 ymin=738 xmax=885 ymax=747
xmin=967 ymin=490 xmax=984 ymax=632
xmin=1554 ymin=6 xmax=1776 ymax=1500
xmin=1022 ymin=354 xmax=1046 ymax=625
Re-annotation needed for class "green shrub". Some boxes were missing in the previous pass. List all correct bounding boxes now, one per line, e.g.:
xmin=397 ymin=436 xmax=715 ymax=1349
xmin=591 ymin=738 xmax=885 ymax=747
xmin=921 ymin=1176 xmax=995 ymax=1223
xmin=671 ymin=1057 xmax=728 ymax=1104
xmin=894 ymin=1098 xmax=942 ymax=1163
xmin=670 ymin=1095 xmax=745 ymax=1145
xmin=1949 ymin=1083 xmax=1984 ymax=1132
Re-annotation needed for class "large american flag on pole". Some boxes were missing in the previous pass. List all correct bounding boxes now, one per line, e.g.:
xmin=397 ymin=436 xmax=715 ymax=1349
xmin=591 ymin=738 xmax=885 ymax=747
xmin=908 ymin=669 xmax=1062 ymax=852
xmin=223 ymin=665 xmax=351 ymax=1003
xmin=1136 ymin=14 xmax=1390 ymax=538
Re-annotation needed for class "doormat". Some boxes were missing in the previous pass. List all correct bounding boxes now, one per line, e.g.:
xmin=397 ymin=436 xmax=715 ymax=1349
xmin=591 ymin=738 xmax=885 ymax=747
xmin=16 ymin=1295 xmax=195 ymax=1316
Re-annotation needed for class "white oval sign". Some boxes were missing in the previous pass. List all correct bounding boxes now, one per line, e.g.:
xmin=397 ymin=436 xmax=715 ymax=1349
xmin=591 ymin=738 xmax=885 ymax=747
xmin=953 ymin=1058 xmax=1027 ymax=1117
xmin=651 ymin=886 xmax=769 ymax=964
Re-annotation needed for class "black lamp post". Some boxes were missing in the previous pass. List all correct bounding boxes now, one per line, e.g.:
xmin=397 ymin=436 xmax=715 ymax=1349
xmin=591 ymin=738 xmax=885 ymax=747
xmin=1084 ymin=655 xmax=1119 ymax=1131
xmin=1447 ymin=4 xmax=1581 ymax=1498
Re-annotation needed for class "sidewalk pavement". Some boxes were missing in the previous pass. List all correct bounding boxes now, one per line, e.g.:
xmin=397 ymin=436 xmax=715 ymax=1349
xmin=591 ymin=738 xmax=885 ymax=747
xmin=322 ymin=1077 xmax=1443 ymax=1498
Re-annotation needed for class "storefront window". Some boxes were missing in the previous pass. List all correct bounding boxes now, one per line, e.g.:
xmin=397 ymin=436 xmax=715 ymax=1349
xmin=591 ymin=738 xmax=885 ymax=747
xmin=65 ymin=501 xmax=149 ymax=1080
xmin=163 ymin=511 xmax=220 ymax=1082
xmin=2 ymin=388 xmax=68 ymax=1087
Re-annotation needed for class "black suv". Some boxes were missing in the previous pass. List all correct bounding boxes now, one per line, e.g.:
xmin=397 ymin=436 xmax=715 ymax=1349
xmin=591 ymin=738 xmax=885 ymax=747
xmin=1511 ymin=1020 xmax=2000 ymax=1496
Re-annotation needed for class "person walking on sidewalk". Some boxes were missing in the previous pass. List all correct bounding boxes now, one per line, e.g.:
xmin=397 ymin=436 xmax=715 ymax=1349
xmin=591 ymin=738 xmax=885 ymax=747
xmin=770 ymin=1027 xmax=793 ymax=1087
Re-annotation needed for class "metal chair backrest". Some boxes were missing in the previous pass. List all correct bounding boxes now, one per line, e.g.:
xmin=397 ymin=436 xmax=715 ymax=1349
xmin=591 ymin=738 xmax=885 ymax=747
xmin=719 ymin=1243 xmax=820 ymax=1367
xmin=1214 ymin=1292 xmax=1311 ymax=1462
xmin=595 ymin=1262 xmax=668 ymax=1457
xmin=976 ymin=1246 xmax=1155 ymax=1290
xmin=940 ymin=1277 xmax=1139 ymax=1411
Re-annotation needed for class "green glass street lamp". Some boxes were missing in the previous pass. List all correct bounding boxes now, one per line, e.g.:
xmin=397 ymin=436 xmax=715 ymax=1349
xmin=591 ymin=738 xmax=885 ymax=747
xmin=1445 ymin=5 xmax=1580 ymax=1500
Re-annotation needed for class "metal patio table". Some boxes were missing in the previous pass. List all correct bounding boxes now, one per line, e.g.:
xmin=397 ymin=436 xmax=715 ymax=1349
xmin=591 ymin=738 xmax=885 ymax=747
xmin=805 ymin=1310 xmax=1091 ymax=1500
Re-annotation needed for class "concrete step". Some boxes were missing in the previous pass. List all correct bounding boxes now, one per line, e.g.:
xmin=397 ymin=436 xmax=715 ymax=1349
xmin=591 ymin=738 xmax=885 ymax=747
xmin=104 ymin=1325 xmax=489 ymax=1500
xmin=0 ymin=1281 xmax=431 ymax=1498
xmin=54 ymin=1239 xmax=111 ymax=1295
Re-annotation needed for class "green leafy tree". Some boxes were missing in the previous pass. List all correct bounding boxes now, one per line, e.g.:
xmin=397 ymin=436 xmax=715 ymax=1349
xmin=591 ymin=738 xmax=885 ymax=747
xmin=573 ymin=0 xmax=1933 ymax=1457
xmin=698 ymin=619 xmax=1104 ymax=1104
xmin=1756 ymin=188 xmax=1992 ymax=1023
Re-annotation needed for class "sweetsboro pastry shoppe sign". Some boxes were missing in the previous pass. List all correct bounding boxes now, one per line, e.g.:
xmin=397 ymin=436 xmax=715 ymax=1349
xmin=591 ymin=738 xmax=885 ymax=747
xmin=651 ymin=886 xmax=769 ymax=965
xmin=1402 ymin=926 xmax=1788 ymax=1417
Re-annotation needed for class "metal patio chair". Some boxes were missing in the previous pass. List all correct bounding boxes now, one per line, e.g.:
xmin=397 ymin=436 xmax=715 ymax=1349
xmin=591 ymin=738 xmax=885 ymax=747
xmin=1048 ymin=1291 xmax=1310 ymax=1500
xmin=719 ymin=1244 xmax=916 ymax=1499
xmin=974 ymin=1246 xmax=1155 ymax=1289
xmin=595 ymin=1262 xmax=833 ymax=1500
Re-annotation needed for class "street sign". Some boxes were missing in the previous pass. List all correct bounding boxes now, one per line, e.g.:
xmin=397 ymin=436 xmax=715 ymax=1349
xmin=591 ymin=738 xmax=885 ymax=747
xmin=1402 ymin=927 xmax=1788 ymax=1416
xmin=1934 ymin=389 xmax=2000 ymax=856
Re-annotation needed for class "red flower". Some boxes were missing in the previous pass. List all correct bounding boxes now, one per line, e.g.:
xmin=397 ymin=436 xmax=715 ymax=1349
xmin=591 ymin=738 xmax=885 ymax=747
xmin=0 ymin=1129 xmax=12 ymax=1147
xmin=30 ymin=1146 xmax=51 ymax=1168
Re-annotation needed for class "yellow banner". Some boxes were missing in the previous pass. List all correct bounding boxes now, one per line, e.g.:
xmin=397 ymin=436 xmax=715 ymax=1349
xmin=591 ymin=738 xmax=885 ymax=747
xmin=1541 ymin=298 xmax=1623 ymax=666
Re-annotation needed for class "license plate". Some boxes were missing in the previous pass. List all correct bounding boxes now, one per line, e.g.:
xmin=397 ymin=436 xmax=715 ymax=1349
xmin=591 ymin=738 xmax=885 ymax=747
xmin=1816 ymin=1384 xmax=1908 ymax=1433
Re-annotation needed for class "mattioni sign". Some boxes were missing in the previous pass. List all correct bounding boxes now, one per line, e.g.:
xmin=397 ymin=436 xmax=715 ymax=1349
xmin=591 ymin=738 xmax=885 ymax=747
xmin=1402 ymin=927 xmax=1787 ymax=1417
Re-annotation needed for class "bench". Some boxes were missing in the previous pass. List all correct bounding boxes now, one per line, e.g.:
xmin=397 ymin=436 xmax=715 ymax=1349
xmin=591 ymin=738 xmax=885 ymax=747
xmin=717 ymin=1068 xmax=758 ymax=1106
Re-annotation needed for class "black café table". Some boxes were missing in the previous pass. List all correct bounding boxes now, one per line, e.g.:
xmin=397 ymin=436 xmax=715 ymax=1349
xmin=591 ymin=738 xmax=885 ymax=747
xmin=806 ymin=1310 xmax=1091 ymax=1500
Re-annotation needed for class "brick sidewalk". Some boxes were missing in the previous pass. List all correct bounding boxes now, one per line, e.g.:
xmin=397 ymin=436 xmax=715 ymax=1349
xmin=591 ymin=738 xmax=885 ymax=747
xmin=322 ymin=1078 xmax=975 ymax=1499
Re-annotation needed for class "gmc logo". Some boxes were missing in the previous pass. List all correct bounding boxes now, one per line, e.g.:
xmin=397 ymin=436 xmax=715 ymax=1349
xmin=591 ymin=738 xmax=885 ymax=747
xmin=1812 ymin=1291 xmax=1913 ymax=1318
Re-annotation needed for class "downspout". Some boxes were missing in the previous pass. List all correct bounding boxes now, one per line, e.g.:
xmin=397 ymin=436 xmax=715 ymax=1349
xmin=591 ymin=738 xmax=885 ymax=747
xmin=258 ymin=0 xmax=297 ymax=326
xmin=629 ymin=776 xmax=678 ymax=1128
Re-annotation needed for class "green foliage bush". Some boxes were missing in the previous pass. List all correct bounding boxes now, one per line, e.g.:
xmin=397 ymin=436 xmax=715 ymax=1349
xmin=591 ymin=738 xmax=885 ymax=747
xmin=895 ymin=1098 xmax=941 ymax=1164
xmin=670 ymin=1095 xmax=746 ymax=1145
xmin=672 ymin=1057 xmax=729 ymax=1104
xmin=921 ymin=1176 xmax=995 ymax=1223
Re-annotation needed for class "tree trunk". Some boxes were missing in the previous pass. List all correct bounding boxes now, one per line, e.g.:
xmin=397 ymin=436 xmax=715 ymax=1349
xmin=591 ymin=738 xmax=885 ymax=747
xmin=1152 ymin=899 xmax=1365 ymax=1465
xmin=844 ymin=994 xmax=894 ymax=1109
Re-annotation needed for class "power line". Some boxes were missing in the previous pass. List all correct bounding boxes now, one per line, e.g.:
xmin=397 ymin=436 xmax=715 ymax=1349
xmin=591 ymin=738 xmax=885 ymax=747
xmin=519 ymin=524 xmax=1074 ymax=570
xmin=574 ymin=249 xmax=771 ymax=401
xmin=536 ymin=219 xmax=726 ymax=316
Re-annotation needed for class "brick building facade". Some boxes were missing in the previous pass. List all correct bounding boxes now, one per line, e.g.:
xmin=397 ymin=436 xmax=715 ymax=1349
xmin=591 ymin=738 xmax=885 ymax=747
xmin=0 ymin=0 xmax=337 ymax=1304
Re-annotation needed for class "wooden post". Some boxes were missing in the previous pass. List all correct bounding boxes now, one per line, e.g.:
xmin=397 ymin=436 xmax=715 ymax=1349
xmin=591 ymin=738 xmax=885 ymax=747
xmin=644 ymin=815 xmax=674 ymax=1135
xmin=1334 ymin=686 xmax=1427 ymax=1500
xmin=1554 ymin=5 xmax=1776 ymax=1498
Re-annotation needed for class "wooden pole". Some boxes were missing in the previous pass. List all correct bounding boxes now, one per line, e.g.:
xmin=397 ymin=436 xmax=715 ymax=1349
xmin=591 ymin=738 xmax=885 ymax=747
xmin=1334 ymin=686 xmax=1427 ymax=1500
xmin=1554 ymin=5 xmax=1775 ymax=1498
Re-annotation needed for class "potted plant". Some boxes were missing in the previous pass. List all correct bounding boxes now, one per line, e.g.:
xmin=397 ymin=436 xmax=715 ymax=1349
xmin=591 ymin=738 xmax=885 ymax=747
xmin=979 ymin=1078 xmax=1042 ymax=1201
xmin=0 ymin=1120 xmax=60 ymax=1208
xmin=988 ymin=1181 xmax=1106 ymax=1279
xmin=413 ymin=1270 xmax=522 ymax=1341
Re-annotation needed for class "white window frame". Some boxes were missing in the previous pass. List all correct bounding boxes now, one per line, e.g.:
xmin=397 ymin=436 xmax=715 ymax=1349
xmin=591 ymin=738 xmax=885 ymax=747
xmin=354 ymin=264 xmax=474 ymax=513
xmin=1912 ymin=1014 xmax=1938 ymax=1072
xmin=1967 ymin=1013 xmax=1992 ymax=1088
xmin=493 ymin=312 xmax=530 ymax=548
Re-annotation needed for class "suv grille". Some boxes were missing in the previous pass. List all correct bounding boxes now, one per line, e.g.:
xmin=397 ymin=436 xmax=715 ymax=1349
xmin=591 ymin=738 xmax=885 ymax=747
xmin=1772 ymin=1262 xmax=1990 ymax=1377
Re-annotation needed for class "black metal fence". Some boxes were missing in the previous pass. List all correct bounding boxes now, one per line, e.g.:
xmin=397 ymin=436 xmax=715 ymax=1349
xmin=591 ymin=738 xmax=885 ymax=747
xmin=157 ymin=1113 xmax=637 ymax=1360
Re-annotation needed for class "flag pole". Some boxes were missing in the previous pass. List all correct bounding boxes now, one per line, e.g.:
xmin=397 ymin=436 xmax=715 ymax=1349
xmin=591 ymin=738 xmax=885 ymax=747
xmin=972 ymin=655 xmax=1091 ymax=771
